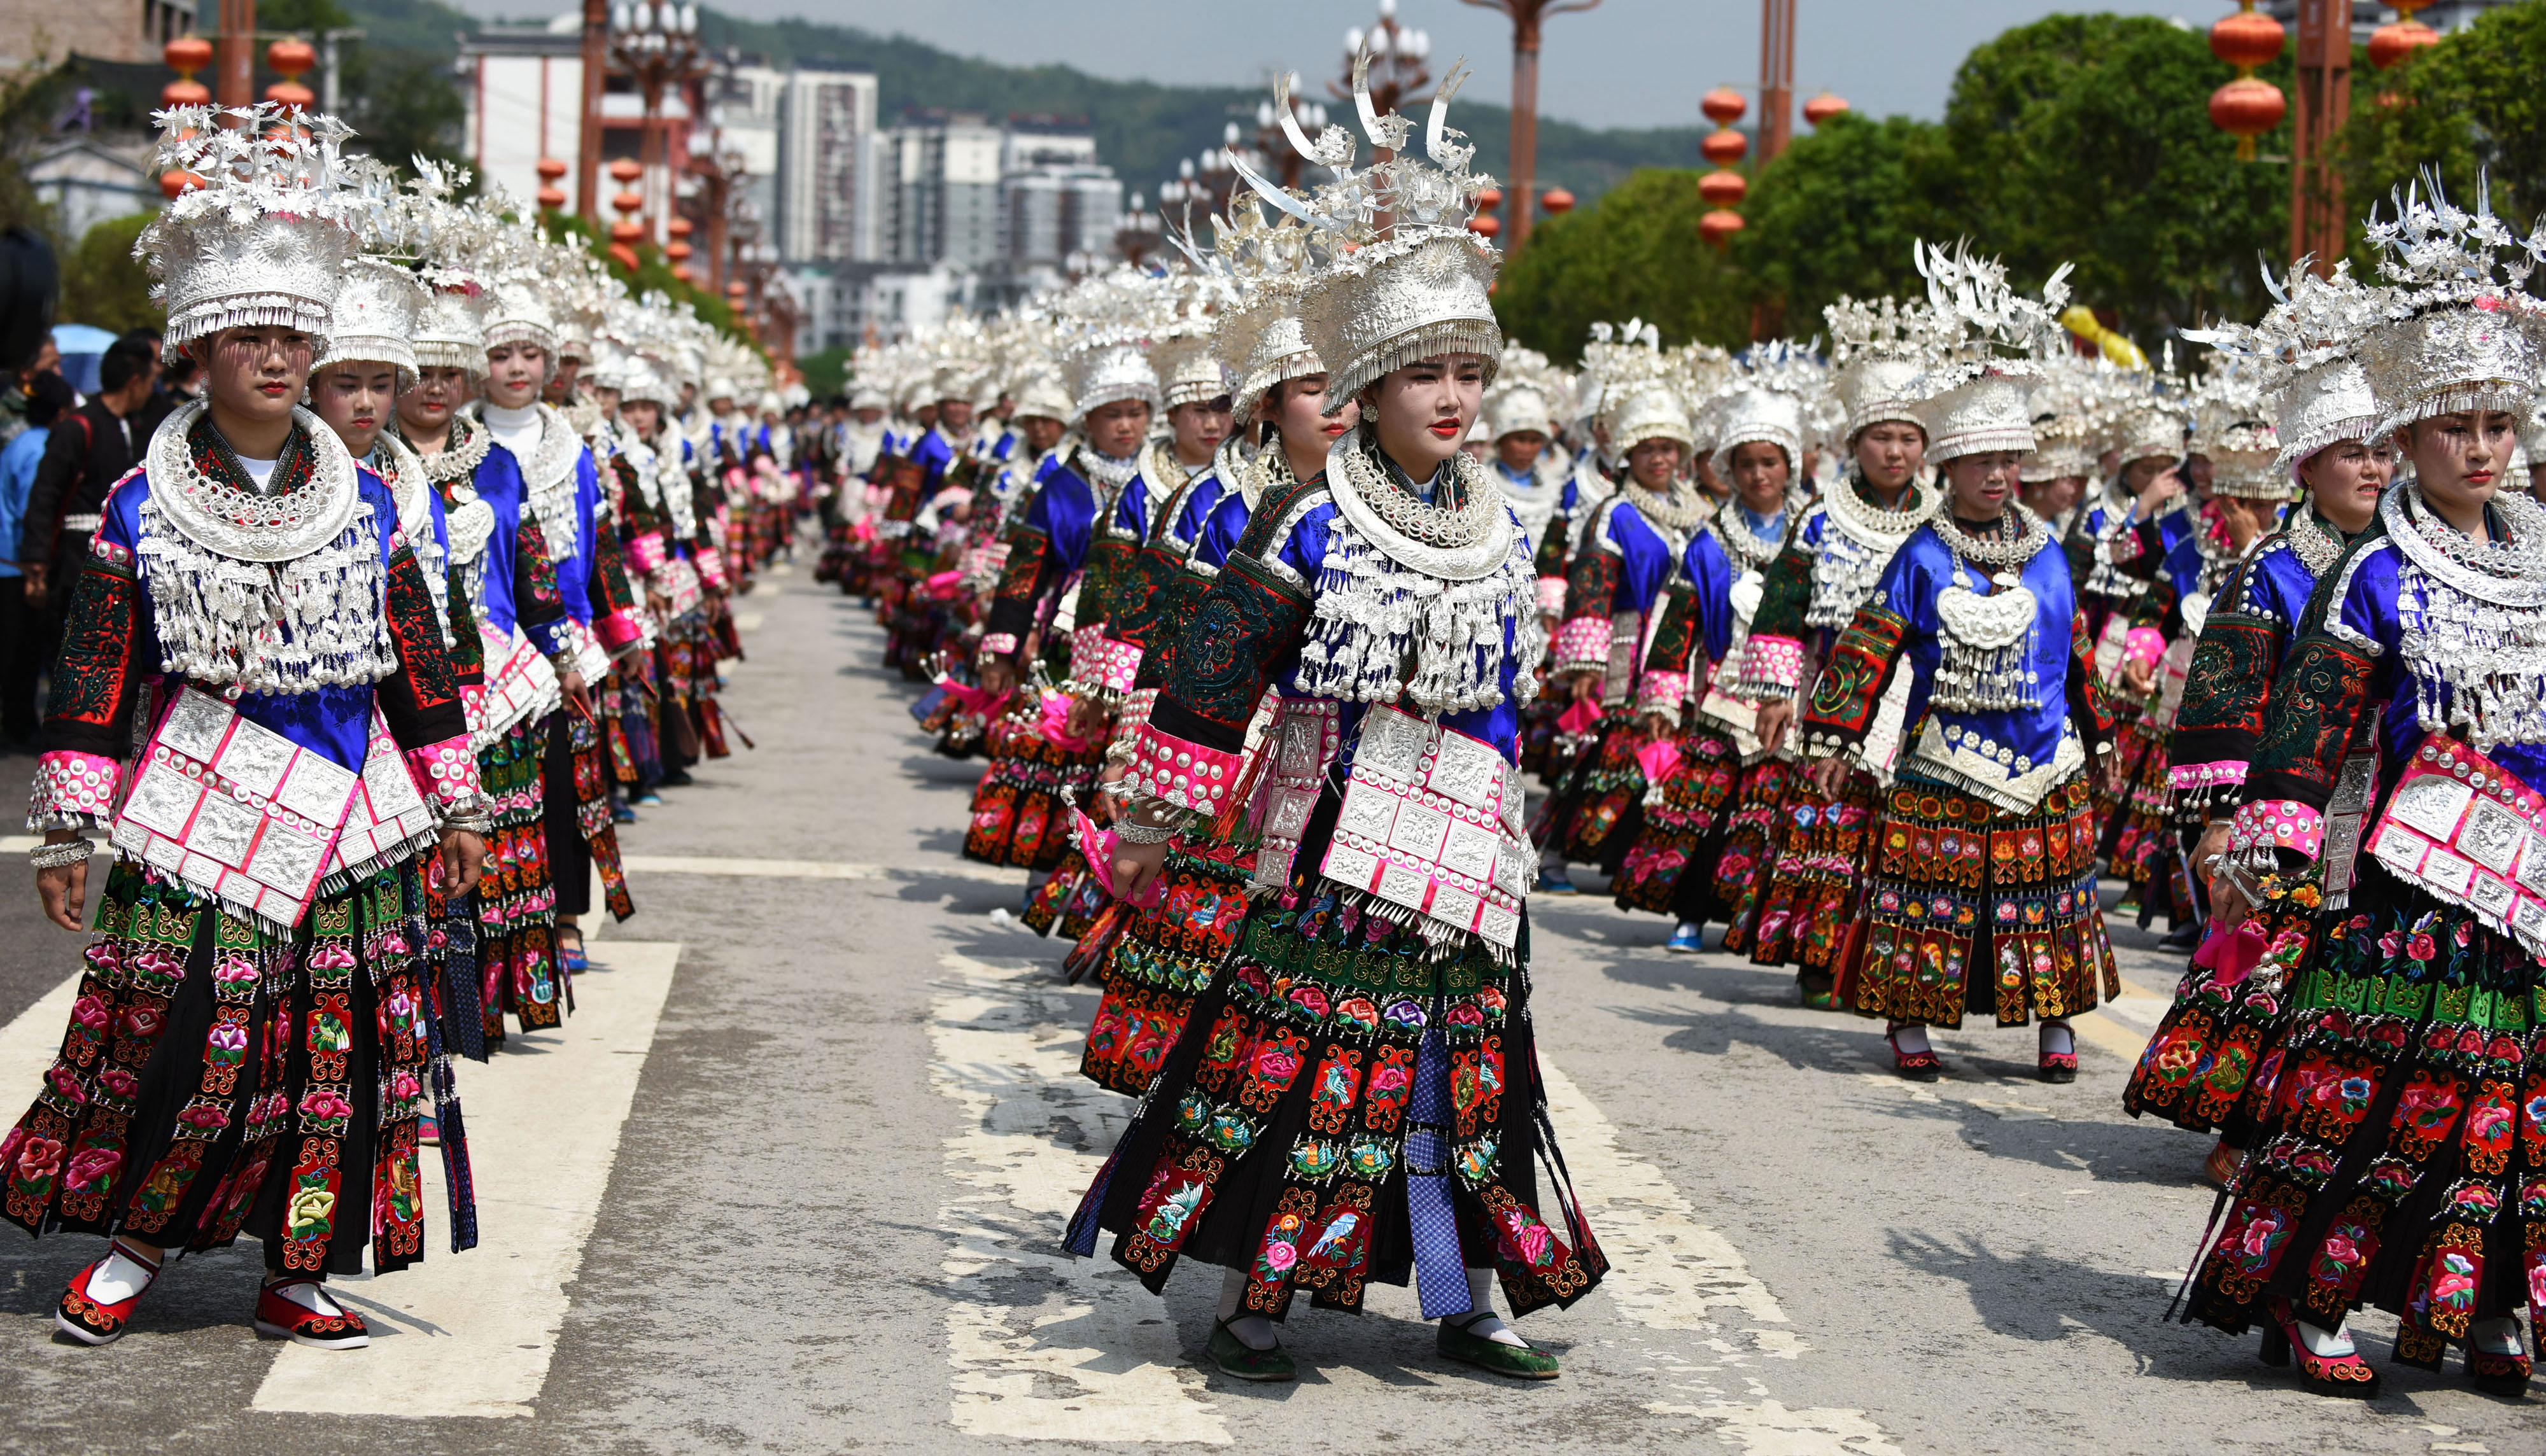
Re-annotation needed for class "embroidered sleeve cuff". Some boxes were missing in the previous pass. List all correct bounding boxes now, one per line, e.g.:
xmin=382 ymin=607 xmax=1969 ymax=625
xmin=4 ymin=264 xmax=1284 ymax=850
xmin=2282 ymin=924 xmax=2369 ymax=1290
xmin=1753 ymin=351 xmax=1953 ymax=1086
xmin=1733 ymin=634 xmax=1806 ymax=699
xmin=980 ymin=632 xmax=1020 ymax=658
xmin=526 ymin=617 xmax=575 ymax=661
xmin=2124 ymin=627 xmax=2167 ymax=669
xmin=1551 ymin=615 xmax=1610 ymax=674
xmin=695 ymin=545 xmax=731 ymax=591
xmin=626 ymin=530 xmax=668 ymax=573
xmin=596 ymin=606 xmax=646 ymax=654
xmin=2169 ymin=760 xmax=2248 ymax=794
xmin=28 ymin=750 xmax=120 ymax=830
xmin=1535 ymin=577 xmax=1567 ymax=615
xmin=1130 ymin=724 xmax=1244 ymax=816
xmin=405 ymin=734 xmax=484 ymax=810
xmin=1634 ymin=669 xmax=1692 ymax=721
xmin=2228 ymin=798 xmax=2323 ymax=864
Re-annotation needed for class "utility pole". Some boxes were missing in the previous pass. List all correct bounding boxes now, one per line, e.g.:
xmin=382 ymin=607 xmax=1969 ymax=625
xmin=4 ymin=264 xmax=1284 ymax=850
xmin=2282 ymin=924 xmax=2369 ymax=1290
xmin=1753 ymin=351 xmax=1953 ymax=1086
xmin=318 ymin=27 xmax=362 ymax=116
xmin=1759 ymin=0 xmax=1796 ymax=162
xmin=2289 ymin=0 xmax=2349 ymax=272
xmin=1459 ymin=0 xmax=1601 ymax=256
xmin=216 ymin=0 xmax=255 ymax=107
xmin=577 ymin=0 xmax=608 ymax=221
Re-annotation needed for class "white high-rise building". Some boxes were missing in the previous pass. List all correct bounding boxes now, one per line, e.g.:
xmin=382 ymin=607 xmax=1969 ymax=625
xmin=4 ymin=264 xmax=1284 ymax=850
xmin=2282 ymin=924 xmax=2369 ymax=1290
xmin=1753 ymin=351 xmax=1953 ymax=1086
xmin=777 ymin=69 xmax=880 ymax=265
xmin=880 ymin=113 xmax=1006 ymax=269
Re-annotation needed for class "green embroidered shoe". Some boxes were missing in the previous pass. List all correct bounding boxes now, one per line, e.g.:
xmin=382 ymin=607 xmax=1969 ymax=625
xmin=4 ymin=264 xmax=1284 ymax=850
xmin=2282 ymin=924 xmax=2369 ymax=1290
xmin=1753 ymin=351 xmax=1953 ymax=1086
xmin=1437 ymin=1317 xmax=1561 ymax=1380
xmin=1207 ymin=1319 xmax=1297 ymax=1382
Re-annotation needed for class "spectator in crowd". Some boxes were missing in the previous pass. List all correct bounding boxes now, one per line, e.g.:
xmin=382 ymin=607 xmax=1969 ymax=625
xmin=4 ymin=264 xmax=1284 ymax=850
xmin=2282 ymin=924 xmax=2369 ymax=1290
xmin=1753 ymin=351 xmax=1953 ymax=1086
xmin=0 ymin=373 xmax=71 ymax=749
xmin=22 ymin=336 xmax=156 ymax=619
xmin=120 ymin=328 xmax=175 ymax=440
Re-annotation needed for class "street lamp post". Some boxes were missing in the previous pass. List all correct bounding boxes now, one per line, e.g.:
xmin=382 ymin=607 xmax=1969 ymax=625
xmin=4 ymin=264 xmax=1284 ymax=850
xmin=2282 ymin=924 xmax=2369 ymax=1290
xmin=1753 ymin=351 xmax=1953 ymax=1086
xmin=577 ymin=0 xmax=607 ymax=221
xmin=1758 ymin=0 xmax=1796 ymax=162
xmin=1335 ymin=0 xmax=1432 ymax=148
xmin=1458 ymin=0 xmax=1600 ymax=255
xmin=607 ymin=1 xmax=705 ymax=248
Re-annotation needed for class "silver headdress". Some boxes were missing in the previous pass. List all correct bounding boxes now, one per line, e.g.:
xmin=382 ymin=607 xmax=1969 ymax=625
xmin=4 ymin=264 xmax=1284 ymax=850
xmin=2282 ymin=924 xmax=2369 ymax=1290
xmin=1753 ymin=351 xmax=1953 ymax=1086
xmin=1706 ymin=339 xmax=1836 ymax=479
xmin=1292 ymin=52 xmax=1503 ymax=412
xmin=1148 ymin=267 xmax=1230 ymax=410
xmin=2183 ymin=258 xmax=2386 ymax=478
xmin=311 ymin=256 xmax=425 ymax=386
xmin=1055 ymin=267 xmax=1164 ymax=425
xmin=2357 ymin=172 xmax=2546 ymax=441
xmin=1909 ymin=240 xmax=2072 ymax=465
xmin=1825 ymin=292 xmax=1945 ymax=443
xmin=141 ymin=104 xmax=360 ymax=353
xmin=1587 ymin=320 xmax=1691 ymax=452
xmin=2186 ymin=362 xmax=2286 ymax=501
xmin=482 ymin=278 xmax=560 ymax=362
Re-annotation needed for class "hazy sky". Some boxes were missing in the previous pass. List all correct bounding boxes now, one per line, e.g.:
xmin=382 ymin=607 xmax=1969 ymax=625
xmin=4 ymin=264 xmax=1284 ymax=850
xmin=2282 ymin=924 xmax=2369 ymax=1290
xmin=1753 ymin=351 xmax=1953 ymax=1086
xmin=460 ymin=0 xmax=2198 ymax=130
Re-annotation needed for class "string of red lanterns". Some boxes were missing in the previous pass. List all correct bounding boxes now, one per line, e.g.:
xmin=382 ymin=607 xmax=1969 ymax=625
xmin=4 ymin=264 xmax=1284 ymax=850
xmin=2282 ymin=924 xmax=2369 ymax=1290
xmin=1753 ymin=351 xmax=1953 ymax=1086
xmin=2207 ymin=0 xmax=2286 ymax=162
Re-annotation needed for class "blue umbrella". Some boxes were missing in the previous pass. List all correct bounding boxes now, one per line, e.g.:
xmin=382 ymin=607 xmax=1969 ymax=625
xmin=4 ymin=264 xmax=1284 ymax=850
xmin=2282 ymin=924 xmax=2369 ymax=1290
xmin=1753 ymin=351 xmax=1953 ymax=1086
xmin=51 ymin=322 xmax=120 ymax=396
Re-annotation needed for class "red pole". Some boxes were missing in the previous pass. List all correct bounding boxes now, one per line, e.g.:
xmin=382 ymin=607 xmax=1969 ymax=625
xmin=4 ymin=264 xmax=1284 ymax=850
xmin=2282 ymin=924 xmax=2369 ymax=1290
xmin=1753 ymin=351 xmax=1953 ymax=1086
xmin=2290 ymin=0 xmax=2349 ymax=274
xmin=578 ymin=0 xmax=608 ymax=221
xmin=1759 ymin=0 xmax=1795 ymax=162
xmin=1509 ymin=10 xmax=1541 ymax=254
xmin=217 ymin=0 xmax=254 ymax=107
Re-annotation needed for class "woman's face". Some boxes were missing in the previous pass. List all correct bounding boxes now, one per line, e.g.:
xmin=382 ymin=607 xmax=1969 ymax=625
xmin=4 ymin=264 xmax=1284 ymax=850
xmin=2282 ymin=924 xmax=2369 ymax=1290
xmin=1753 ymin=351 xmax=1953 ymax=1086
xmin=400 ymin=366 xmax=472 ymax=431
xmin=622 ymin=400 xmax=663 ymax=437
xmin=1018 ymin=414 xmax=1065 ymax=454
xmin=1361 ymin=353 xmax=1486 ymax=477
xmin=2296 ymin=437 xmax=2393 ymax=534
xmin=1854 ymin=421 xmax=1925 ymax=492
xmin=2121 ymin=454 xmax=2174 ymax=493
xmin=309 ymin=361 xmax=398 ymax=457
xmin=205 ymin=326 xmax=313 ymax=429
xmin=1269 ymin=373 xmax=1357 ymax=451
xmin=1946 ymin=451 xmax=2022 ymax=519
xmin=1083 ymin=398 xmax=1153 ymax=458
xmin=2404 ymin=410 xmax=2519 ymax=524
xmin=1729 ymin=440 xmax=1789 ymax=515
xmin=1496 ymin=429 xmax=1548 ymax=473
xmin=1626 ymin=437 xmax=1685 ymax=489
xmin=482 ymin=342 xmax=546 ymax=410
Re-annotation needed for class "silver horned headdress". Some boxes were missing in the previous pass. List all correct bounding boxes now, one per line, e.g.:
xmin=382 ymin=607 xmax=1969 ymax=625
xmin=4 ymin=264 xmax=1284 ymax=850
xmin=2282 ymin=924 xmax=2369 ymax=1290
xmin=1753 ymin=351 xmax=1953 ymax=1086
xmin=2357 ymin=171 xmax=2546 ymax=441
xmin=141 ymin=103 xmax=361 ymax=353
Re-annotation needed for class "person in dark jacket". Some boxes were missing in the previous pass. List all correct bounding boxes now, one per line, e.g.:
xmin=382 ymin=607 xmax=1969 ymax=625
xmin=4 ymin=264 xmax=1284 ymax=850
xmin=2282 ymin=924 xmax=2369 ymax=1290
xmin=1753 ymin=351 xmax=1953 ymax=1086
xmin=19 ymin=336 xmax=156 ymax=617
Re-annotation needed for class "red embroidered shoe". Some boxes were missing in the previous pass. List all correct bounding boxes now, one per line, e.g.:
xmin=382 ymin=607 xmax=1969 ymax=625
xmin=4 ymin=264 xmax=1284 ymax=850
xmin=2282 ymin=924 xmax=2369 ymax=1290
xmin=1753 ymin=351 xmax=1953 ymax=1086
xmin=2262 ymin=1299 xmax=2380 ymax=1398
xmin=255 ymin=1278 xmax=370 ymax=1350
xmin=55 ymin=1241 xmax=162 ymax=1346
xmin=2037 ymin=1049 xmax=2078 ymax=1084
xmin=2468 ymin=1320 xmax=2532 ymax=1398
xmin=1887 ymin=1024 xmax=1942 ymax=1082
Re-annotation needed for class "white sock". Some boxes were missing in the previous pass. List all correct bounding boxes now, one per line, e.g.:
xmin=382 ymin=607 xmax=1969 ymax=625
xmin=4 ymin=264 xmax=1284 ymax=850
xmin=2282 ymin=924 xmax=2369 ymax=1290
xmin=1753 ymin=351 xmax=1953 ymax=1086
xmin=265 ymin=1277 xmax=344 ymax=1317
xmin=1214 ymin=1269 xmax=1276 ymax=1350
xmin=83 ymin=1245 xmax=157 ymax=1305
xmin=2297 ymin=1319 xmax=2355 ymax=1358
xmin=1449 ymin=1267 xmax=1524 ymax=1347
xmin=2040 ymin=1021 xmax=2075 ymax=1057
xmin=1888 ymin=1023 xmax=1931 ymax=1056
xmin=1673 ymin=921 xmax=1701 ymax=938
xmin=2471 ymin=1315 xmax=2523 ymax=1355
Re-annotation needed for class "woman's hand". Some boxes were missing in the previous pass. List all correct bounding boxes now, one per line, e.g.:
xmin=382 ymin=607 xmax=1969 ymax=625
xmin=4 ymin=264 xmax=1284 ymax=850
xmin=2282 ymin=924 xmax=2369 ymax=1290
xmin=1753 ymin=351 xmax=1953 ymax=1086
xmin=1755 ymin=699 xmax=1794 ymax=756
xmin=1111 ymin=837 xmax=1171 ymax=904
xmin=978 ymin=658 xmax=1016 ymax=698
xmin=35 ymin=830 xmax=88 ymax=932
xmin=433 ymin=828 xmax=487 ymax=898
xmin=1567 ymin=671 xmax=1600 ymax=704
xmin=2134 ymin=468 xmax=2184 ymax=519
xmin=1806 ymin=755 xmax=1852 ymax=800
xmin=2121 ymin=657 xmax=2156 ymax=697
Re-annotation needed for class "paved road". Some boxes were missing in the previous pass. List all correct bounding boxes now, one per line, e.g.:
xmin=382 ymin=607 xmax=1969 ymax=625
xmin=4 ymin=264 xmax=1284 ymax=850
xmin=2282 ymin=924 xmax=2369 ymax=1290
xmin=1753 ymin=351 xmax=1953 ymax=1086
xmin=0 ymin=561 xmax=2531 ymax=1454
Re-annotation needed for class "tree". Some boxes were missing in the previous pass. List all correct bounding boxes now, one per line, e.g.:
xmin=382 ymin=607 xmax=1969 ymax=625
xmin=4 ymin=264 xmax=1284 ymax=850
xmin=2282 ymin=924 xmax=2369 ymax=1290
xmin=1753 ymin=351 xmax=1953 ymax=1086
xmin=57 ymin=211 xmax=155 ymax=332
xmin=1735 ymin=113 xmax=1958 ymax=341
xmin=2339 ymin=3 xmax=2546 ymax=263
xmin=1491 ymin=169 xmax=1752 ymax=360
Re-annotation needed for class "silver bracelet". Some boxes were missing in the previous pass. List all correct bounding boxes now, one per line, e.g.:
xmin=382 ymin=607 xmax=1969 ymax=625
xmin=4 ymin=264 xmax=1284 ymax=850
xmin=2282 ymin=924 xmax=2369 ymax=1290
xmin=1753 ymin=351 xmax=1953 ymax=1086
xmin=1113 ymin=814 xmax=1184 ymax=845
xmin=28 ymin=838 xmax=95 ymax=870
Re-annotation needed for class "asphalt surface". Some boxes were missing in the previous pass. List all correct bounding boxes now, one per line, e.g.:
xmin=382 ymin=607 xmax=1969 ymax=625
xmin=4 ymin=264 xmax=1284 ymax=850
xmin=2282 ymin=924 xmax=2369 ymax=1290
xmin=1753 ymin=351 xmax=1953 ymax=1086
xmin=0 ymin=557 xmax=2533 ymax=1455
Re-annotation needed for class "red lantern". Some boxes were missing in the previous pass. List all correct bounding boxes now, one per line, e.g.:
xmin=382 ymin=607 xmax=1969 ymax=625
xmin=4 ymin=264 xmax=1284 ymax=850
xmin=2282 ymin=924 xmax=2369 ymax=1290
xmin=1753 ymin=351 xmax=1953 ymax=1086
xmin=159 ymin=169 xmax=204 ymax=199
xmin=2208 ymin=8 xmax=2284 ymax=69
xmin=608 ymin=157 xmax=643 ymax=185
xmin=1699 ymin=209 xmax=1744 ymax=248
xmin=668 ymin=216 xmax=694 ymax=238
xmin=608 ymin=243 xmax=642 ymax=272
xmin=609 ymin=219 xmax=645 ymax=244
xmin=1802 ymin=92 xmax=1849 ymax=127
xmin=1701 ymin=88 xmax=1747 ymax=127
xmin=536 ymin=186 xmax=567 ymax=211
xmin=1467 ymin=214 xmax=1501 ymax=237
xmin=672 ymin=265 xmax=694 ymax=284
xmin=535 ymin=157 xmax=568 ymax=183
xmin=1698 ymin=169 xmax=1747 ymax=206
xmin=266 ymin=38 xmax=315 ymax=78
xmin=612 ymin=190 xmax=646 ymax=217
xmin=2209 ymin=76 xmax=2287 ymax=158
xmin=1541 ymin=188 xmax=1575 ymax=215
xmin=1701 ymin=129 xmax=1747 ymax=165
xmin=1475 ymin=186 xmax=1502 ymax=213
xmin=2368 ymin=20 xmax=2438 ymax=69
xmin=666 ymin=240 xmax=693 ymax=261
xmin=163 ymin=34 xmax=213 ymax=107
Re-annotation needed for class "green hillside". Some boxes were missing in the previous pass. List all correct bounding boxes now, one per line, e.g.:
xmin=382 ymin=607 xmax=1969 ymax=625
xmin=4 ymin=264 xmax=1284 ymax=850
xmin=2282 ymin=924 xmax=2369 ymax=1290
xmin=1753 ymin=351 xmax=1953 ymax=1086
xmin=342 ymin=0 xmax=1706 ymax=205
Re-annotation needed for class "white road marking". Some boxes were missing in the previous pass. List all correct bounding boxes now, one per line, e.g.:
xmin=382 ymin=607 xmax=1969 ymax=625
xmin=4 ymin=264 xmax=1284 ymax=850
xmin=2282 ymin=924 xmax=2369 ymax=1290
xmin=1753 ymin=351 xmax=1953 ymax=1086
xmin=0 ymin=966 xmax=83 ymax=1110
xmin=252 ymin=939 xmax=682 ymax=1418
xmin=623 ymin=854 xmax=1019 ymax=885
xmin=929 ymin=951 xmax=1228 ymax=1445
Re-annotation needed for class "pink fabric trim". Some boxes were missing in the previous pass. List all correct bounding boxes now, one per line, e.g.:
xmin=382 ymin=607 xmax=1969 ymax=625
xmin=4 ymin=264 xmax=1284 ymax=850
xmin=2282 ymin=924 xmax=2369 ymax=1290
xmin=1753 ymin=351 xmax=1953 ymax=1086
xmin=979 ymin=632 xmax=1020 ymax=658
xmin=29 ymin=750 xmax=120 ymax=827
xmin=1634 ymin=669 xmax=1691 ymax=717
xmin=695 ymin=545 xmax=730 ymax=591
xmin=2169 ymin=760 xmax=2249 ymax=793
xmin=1535 ymin=577 xmax=1567 ymax=615
xmin=404 ymin=734 xmax=484 ymax=809
xmin=1551 ymin=615 xmax=1609 ymax=673
xmin=1132 ymin=724 xmax=1244 ymax=816
xmin=1742 ymin=634 xmax=1806 ymax=692
xmin=2123 ymin=627 xmax=2167 ymax=669
xmin=626 ymin=530 xmax=668 ymax=573
xmin=2228 ymin=798 xmax=2322 ymax=861
xmin=1088 ymin=636 xmax=1143 ymax=694
xmin=596 ymin=606 xmax=645 ymax=652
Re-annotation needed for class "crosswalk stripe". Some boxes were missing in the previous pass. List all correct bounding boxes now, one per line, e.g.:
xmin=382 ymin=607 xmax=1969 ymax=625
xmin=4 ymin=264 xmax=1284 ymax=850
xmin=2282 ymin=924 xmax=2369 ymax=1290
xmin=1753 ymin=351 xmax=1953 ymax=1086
xmin=252 ymin=940 xmax=682 ymax=1418
xmin=622 ymin=854 xmax=1020 ymax=885
xmin=0 ymin=965 xmax=82 ymax=1116
xmin=930 ymin=952 xmax=1230 ymax=1445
